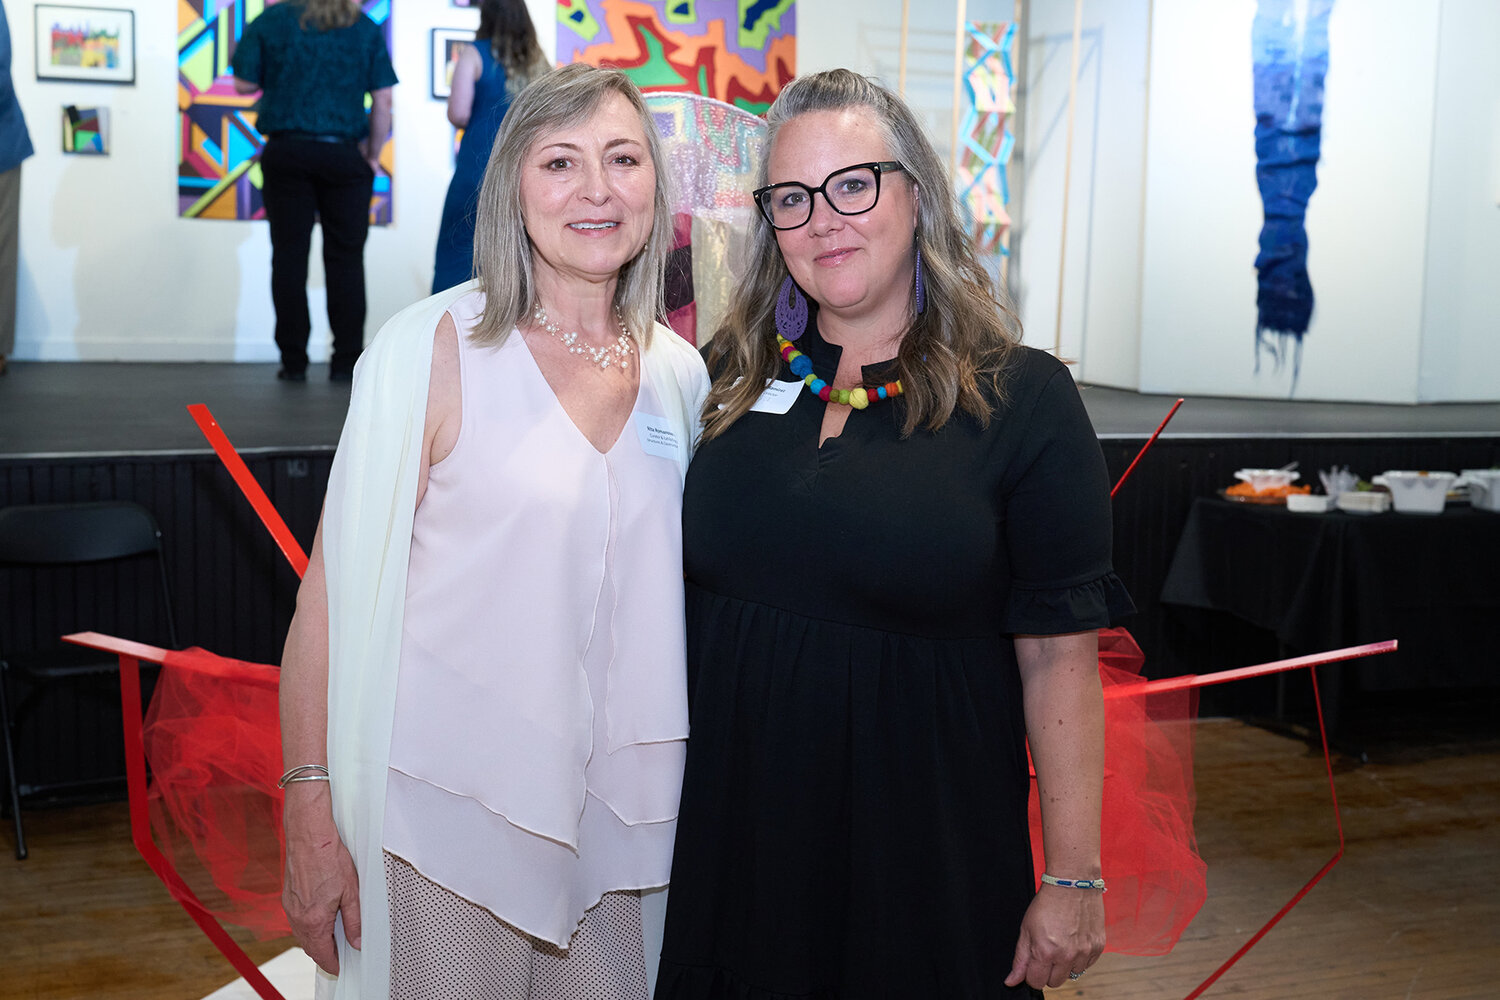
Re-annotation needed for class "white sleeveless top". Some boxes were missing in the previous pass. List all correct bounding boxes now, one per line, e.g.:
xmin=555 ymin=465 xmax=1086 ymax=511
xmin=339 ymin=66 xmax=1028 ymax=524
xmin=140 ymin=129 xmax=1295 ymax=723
xmin=381 ymin=290 xmax=689 ymax=946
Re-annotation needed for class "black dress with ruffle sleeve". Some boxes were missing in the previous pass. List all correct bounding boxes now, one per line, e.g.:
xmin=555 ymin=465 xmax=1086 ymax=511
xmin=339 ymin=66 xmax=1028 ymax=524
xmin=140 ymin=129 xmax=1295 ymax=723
xmin=657 ymin=318 xmax=1133 ymax=1000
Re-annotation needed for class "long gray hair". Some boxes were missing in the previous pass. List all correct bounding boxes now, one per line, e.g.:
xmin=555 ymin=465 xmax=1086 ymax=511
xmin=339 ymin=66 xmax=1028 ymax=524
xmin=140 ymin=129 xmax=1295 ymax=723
xmin=701 ymin=69 xmax=1020 ymax=442
xmin=471 ymin=63 xmax=672 ymax=347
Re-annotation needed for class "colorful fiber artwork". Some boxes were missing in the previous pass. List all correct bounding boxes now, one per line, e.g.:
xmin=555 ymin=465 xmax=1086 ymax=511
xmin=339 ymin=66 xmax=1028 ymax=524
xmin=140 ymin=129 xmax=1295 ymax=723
xmin=1251 ymin=0 xmax=1333 ymax=379
xmin=646 ymin=92 xmax=766 ymax=344
xmin=956 ymin=21 xmax=1017 ymax=257
xmin=558 ymin=0 xmax=794 ymax=114
xmin=62 ymin=105 xmax=110 ymax=155
xmin=176 ymin=0 xmax=394 ymax=224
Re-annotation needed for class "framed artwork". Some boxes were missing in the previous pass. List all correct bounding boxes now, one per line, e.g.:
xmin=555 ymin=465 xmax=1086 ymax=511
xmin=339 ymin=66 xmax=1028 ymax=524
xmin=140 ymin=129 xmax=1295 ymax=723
xmin=34 ymin=5 xmax=135 ymax=85
xmin=62 ymin=105 xmax=110 ymax=154
xmin=431 ymin=28 xmax=471 ymax=100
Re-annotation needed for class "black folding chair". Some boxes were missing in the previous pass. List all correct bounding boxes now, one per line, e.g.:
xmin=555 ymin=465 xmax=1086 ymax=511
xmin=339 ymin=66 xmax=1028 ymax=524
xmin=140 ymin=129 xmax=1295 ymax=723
xmin=0 ymin=501 xmax=178 ymax=859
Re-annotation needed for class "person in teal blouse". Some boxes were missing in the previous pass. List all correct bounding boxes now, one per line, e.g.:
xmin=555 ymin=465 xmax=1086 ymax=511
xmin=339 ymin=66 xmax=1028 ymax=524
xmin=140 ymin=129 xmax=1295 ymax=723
xmin=232 ymin=0 xmax=397 ymax=382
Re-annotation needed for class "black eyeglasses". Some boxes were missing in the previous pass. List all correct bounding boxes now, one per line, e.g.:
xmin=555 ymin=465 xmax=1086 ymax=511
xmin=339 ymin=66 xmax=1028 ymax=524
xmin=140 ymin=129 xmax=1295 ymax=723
xmin=753 ymin=161 xmax=908 ymax=231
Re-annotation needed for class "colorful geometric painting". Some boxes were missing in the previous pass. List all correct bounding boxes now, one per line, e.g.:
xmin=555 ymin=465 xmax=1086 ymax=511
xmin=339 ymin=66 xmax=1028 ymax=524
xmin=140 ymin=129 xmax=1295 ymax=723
xmin=1251 ymin=0 xmax=1333 ymax=379
xmin=956 ymin=22 xmax=1016 ymax=257
xmin=557 ymin=0 xmax=794 ymax=114
xmin=62 ymin=105 xmax=111 ymax=155
xmin=176 ymin=0 xmax=394 ymax=224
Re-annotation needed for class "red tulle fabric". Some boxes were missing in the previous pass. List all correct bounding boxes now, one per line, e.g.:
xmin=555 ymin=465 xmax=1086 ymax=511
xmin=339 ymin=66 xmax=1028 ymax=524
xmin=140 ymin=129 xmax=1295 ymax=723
xmin=143 ymin=647 xmax=291 ymax=939
xmin=139 ymin=634 xmax=1204 ymax=951
xmin=1028 ymin=626 xmax=1208 ymax=955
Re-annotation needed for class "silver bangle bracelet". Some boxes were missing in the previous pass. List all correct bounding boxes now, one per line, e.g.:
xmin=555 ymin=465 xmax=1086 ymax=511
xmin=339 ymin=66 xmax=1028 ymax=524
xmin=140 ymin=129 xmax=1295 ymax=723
xmin=277 ymin=764 xmax=330 ymax=789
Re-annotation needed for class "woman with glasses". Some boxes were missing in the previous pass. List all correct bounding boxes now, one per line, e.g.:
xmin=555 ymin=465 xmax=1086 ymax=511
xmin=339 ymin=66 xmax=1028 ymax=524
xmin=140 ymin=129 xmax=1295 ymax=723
xmin=655 ymin=69 xmax=1130 ymax=999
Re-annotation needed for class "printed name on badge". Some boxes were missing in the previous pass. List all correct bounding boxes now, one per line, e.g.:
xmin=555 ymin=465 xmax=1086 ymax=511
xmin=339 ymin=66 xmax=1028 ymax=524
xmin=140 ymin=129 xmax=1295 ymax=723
xmin=635 ymin=414 xmax=680 ymax=460
xmin=749 ymin=380 xmax=803 ymax=415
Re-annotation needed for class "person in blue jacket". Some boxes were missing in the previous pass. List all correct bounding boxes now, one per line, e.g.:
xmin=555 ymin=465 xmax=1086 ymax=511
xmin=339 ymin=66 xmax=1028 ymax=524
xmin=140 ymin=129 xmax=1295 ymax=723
xmin=0 ymin=0 xmax=34 ymax=377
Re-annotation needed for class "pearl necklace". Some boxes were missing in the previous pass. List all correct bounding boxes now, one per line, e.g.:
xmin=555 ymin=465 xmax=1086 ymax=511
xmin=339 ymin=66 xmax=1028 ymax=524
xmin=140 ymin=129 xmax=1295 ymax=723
xmin=532 ymin=303 xmax=634 ymax=371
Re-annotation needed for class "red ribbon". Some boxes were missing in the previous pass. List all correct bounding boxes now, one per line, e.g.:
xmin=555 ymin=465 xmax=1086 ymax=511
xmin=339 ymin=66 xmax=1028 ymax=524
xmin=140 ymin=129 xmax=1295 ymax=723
xmin=187 ymin=403 xmax=309 ymax=579
xmin=1111 ymin=397 xmax=1185 ymax=498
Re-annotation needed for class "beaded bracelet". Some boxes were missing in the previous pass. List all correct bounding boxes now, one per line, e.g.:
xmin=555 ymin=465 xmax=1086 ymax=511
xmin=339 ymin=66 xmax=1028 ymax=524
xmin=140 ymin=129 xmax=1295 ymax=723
xmin=1041 ymin=873 xmax=1107 ymax=892
xmin=277 ymin=764 xmax=330 ymax=789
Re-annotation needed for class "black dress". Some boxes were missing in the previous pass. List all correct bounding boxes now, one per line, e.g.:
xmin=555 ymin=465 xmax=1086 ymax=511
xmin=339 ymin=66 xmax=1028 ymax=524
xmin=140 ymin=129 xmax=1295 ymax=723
xmin=656 ymin=317 xmax=1134 ymax=1000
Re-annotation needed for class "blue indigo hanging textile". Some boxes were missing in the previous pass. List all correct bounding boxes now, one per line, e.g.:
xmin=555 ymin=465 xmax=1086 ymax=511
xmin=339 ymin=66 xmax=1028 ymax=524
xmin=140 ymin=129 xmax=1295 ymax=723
xmin=1252 ymin=0 xmax=1333 ymax=380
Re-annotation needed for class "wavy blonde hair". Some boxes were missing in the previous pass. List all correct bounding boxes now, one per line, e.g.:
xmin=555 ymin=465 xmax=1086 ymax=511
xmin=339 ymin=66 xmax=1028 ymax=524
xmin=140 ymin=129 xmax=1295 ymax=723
xmin=296 ymin=0 xmax=359 ymax=32
xmin=470 ymin=63 xmax=672 ymax=348
xmin=701 ymin=69 xmax=1021 ymax=443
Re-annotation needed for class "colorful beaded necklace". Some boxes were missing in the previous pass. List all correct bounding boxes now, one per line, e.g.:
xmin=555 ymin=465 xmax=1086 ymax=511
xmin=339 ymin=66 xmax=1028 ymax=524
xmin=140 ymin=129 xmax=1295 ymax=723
xmin=776 ymin=334 xmax=904 ymax=410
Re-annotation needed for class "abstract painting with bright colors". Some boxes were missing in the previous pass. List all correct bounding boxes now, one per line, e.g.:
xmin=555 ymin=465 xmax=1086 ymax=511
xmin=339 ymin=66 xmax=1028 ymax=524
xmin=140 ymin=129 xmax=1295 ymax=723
xmin=177 ymin=0 xmax=394 ymax=224
xmin=557 ymin=0 xmax=794 ymax=114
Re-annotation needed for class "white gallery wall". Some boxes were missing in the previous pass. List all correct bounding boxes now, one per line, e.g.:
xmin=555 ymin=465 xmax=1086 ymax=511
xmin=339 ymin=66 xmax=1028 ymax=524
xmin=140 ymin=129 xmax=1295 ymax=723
xmin=1137 ymin=0 xmax=1442 ymax=403
xmin=8 ymin=0 xmax=1498 ymax=402
xmin=1021 ymin=0 xmax=1499 ymax=403
xmin=1009 ymin=0 xmax=1149 ymax=383
xmin=1417 ymin=0 xmax=1500 ymax=402
xmin=9 ymin=0 xmax=552 ymax=362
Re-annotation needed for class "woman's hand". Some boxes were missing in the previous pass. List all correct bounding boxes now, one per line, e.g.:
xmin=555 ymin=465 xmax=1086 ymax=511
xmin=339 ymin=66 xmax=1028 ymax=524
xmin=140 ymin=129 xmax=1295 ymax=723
xmin=1004 ymin=883 xmax=1106 ymax=989
xmin=282 ymin=787 xmax=360 ymax=975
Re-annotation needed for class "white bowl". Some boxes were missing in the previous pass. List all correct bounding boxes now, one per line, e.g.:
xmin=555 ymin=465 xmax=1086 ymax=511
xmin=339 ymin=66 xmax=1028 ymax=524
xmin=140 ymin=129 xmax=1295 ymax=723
xmin=1458 ymin=468 xmax=1500 ymax=513
xmin=1286 ymin=493 xmax=1333 ymax=513
xmin=1234 ymin=468 xmax=1300 ymax=493
xmin=1372 ymin=471 xmax=1457 ymax=514
xmin=1336 ymin=491 xmax=1392 ymax=515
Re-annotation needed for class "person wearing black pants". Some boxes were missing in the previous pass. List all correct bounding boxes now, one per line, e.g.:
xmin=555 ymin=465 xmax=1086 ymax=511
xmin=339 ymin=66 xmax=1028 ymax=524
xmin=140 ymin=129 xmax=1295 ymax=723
xmin=260 ymin=136 xmax=374 ymax=379
xmin=232 ymin=0 xmax=397 ymax=381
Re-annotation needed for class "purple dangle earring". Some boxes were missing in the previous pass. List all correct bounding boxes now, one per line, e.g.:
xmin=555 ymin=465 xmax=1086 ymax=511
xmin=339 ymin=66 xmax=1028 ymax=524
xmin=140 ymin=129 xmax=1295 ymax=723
xmin=914 ymin=244 xmax=928 ymax=315
xmin=775 ymin=275 xmax=809 ymax=342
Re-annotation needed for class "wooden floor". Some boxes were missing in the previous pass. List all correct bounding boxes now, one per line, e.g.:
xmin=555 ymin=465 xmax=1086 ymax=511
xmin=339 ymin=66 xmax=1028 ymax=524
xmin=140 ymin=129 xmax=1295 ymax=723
xmin=2 ymin=718 xmax=1497 ymax=1000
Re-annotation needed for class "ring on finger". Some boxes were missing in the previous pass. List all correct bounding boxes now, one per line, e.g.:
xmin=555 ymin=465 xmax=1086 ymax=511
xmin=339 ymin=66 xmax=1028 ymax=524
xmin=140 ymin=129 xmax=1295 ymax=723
xmin=1068 ymin=970 xmax=1085 ymax=981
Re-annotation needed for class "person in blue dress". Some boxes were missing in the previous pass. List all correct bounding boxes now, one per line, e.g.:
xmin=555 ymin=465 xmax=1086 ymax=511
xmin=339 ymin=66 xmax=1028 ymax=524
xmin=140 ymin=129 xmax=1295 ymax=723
xmin=432 ymin=0 xmax=548 ymax=293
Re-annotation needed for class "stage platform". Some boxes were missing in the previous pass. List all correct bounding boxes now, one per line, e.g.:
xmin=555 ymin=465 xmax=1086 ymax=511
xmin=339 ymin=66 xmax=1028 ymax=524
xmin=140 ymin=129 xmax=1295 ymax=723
xmin=3 ymin=361 xmax=1499 ymax=458
xmin=1 ymin=360 xmax=1498 ymax=786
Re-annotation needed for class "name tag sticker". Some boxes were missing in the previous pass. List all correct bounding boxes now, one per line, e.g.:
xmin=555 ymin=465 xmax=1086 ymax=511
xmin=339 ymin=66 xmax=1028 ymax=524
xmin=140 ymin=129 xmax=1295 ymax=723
xmin=749 ymin=379 xmax=803 ymax=415
xmin=635 ymin=414 xmax=680 ymax=460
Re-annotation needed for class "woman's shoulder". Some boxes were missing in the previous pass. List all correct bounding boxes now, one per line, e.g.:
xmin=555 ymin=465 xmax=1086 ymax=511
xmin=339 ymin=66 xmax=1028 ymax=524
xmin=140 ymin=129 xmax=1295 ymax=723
xmin=994 ymin=344 xmax=1075 ymax=402
xmin=363 ymin=283 xmax=481 ymax=365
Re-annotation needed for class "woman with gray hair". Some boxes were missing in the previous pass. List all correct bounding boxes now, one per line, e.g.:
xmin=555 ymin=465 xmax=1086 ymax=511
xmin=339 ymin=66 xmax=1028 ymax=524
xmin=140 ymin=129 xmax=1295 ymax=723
xmin=277 ymin=63 xmax=708 ymax=999
xmin=656 ymin=69 xmax=1129 ymax=998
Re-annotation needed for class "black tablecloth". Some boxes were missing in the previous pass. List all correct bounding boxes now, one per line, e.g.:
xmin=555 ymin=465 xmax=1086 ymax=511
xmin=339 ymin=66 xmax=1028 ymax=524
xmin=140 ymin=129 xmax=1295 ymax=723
xmin=1161 ymin=497 xmax=1500 ymax=690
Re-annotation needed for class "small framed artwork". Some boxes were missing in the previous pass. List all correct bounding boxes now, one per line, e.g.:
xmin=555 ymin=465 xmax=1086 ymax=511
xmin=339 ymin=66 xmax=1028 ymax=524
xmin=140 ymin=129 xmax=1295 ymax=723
xmin=34 ymin=5 xmax=135 ymax=85
xmin=431 ymin=28 xmax=471 ymax=100
xmin=62 ymin=105 xmax=110 ymax=154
